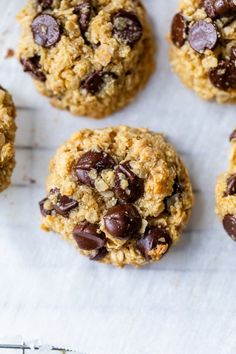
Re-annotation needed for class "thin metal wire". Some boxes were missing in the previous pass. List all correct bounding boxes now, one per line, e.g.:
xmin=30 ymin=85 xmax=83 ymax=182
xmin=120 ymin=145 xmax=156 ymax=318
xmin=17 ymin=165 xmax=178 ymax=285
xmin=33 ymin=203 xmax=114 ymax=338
xmin=0 ymin=343 xmax=71 ymax=352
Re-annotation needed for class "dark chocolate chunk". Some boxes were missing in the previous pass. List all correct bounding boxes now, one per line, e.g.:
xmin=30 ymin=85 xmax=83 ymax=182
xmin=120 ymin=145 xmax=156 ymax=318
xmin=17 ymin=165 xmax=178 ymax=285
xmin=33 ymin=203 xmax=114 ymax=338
xmin=81 ymin=71 xmax=116 ymax=95
xmin=20 ymin=56 xmax=46 ymax=82
xmin=38 ymin=0 xmax=53 ymax=10
xmin=164 ymin=179 xmax=183 ymax=211
xmin=31 ymin=14 xmax=61 ymax=48
xmin=73 ymin=222 xmax=106 ymax=250
xmin=188 ymin=20 xmax=218 ymax=54
xmin=230 ymin=129 xmax=236 ymax=141
xmin=114 ymin=162 xmax=144 ymax=203
xmin=209 ymin=60 xmax=236 ymax=90
xmin=112 ymin=10 xmax=143 ymax=46
xmin=226 ymin=174 xmax=236 ymax=195
xmin=52 ymin=194 xmax=78 ymax=216
xmin=223 ymin=214 xmax=236 ymax=241
xmin=75 ymin=150 xmax=115 ymax=187
xmin=74 ymin=0 xmax=92 ymax=33
xmin=104 ymin=204 xmax=142 ymax=239
xmin=214 ymin=0 xmax=236 ymax=17
xmin=231 ymin=46 xmax=236 ymax=60
xmin=171 ymin=12 xmax=188 ymax=48
xmin=90 ymin=247 xmax=108 ymax=261
xmin=137 ymin=226 xmax=172 ymax=260
xmin=39 ymin=198 xmax=53 ymax=217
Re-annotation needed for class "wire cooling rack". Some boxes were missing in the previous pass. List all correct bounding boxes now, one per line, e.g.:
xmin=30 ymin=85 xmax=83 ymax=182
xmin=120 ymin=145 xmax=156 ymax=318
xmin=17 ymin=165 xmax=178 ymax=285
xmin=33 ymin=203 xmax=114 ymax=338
xmin=0 ymin=343 xmax=71 ymax=352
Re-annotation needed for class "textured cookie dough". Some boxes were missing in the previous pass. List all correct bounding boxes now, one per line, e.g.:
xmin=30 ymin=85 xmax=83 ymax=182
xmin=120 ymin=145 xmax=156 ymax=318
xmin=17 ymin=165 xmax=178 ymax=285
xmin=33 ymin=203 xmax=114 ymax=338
xmin=216 ymin=129 xmax=236 ymax=241
xmin=18 ymin=0 xmax=155 ymax=119
xmin=0 ymin=88 xmax=16 ymax=192
xmin=170 ymin=0 xmax=236 ymax=103
xmin=39 ymin=126 xmax=193 ymax=267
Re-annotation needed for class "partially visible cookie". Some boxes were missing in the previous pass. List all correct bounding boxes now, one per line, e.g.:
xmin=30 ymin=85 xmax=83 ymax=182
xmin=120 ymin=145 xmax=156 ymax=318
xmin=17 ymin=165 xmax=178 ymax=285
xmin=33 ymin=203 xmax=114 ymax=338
xmin=170 ymin=0 xmax=236 ymax=103
xmin=216 ymin=129 xmax=236 ymax=240
xmin=0 ymin=87 xmax=16 ymax=192
xmin=18 ymin=0 xmax=155 ymax=119
xmin=39 ymin=126 xmax=193 ymax=267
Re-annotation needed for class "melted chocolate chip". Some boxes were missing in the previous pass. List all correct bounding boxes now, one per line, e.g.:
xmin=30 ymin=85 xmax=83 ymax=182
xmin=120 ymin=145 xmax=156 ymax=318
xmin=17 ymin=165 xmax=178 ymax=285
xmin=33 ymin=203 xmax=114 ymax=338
xmin=90 ymin=247 xmax=108 ymax=261
xmin=209 ymin=60 xmax=236 ymax=90
xmin=74 ymin=0 xmax=92 ymax=33
xmin=223 ymin=214 xmax=236 ymax=241
xmin=104 ymin=204 xmax=142 ymax=239
xmin=31 ymin=14 xmax=61 ymax=48
xmin=38 ymin=0 xmax=53 ymax=10
xmin=75 ymin=151 xmax=115 ymax=187
xmin=20 ymin=56 xmax=46 ymax=82
xmin=114 ymin=162 xmax=144 ymax=203
xmin=226 ymin=174 xmax=236 ymax=195
xmin=73 ymin=222 xmax=106 ymax=250
xmin=230 ymin=129 xmax=236 ymax=141
xmin=39 ymin=198 xmax=53 ymax=217
xmin=189 ymin=20 xmax=218 ymax=54
xmin=112 ymin=10 xmax=143 ymax=46
xmin=171 ymin=12 xmax=188 ymax=48
xmin=214 ymin=0 xmax=236 ymax=17
xmin=52 ymin=194 xmax=78 ymax=217
xmin=137 ymin=226 xmax=172 ymax=260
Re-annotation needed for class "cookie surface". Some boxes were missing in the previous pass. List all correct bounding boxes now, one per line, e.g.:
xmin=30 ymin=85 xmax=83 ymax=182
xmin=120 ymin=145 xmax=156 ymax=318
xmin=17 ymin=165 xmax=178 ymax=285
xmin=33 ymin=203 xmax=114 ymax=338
xmin=0 ymin=87 xmax=16 ymax=192
xmin=40 ymin=126 xmax=193 ymax=267
xmin=216 ymin=130 xmax=236 ymax=241
xmin=170 ymin=0 xmax=236 ymax=103
xmin=18 ymin=0 xmax=155 ymax=119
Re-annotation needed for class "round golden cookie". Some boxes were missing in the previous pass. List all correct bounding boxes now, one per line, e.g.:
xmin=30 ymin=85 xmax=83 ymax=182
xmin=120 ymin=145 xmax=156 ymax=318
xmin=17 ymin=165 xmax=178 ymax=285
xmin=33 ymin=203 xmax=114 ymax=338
xmin=39 ymin=126 xmax=193 ymax=267
xmin=0 ymin=87 xmax=16 ymax=192
xmin=216 ymin=129 xmax=236 ymax=241
xmin=18 ymin=0 xmax=155 ymax=119
xmin=170 ymin=0 xmax=236 ymax=103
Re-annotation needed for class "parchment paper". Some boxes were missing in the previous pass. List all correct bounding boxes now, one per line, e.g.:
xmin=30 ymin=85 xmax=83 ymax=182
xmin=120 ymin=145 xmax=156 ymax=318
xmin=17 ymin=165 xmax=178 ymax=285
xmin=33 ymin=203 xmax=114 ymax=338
xmin=1 ymin=1 xmax=236 ymax=354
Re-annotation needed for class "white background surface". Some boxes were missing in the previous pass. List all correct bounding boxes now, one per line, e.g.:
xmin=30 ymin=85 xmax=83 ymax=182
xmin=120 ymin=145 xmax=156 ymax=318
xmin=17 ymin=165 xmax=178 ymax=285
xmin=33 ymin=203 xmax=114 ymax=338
xmin=1 ymin=1 xmax=236 ymax=353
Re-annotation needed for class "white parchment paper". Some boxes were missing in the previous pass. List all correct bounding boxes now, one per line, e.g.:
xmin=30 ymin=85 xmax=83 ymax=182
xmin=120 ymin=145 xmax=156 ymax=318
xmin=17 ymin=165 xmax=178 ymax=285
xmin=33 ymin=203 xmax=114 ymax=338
xmin=0 ymin=1 xmax=236 ymax=353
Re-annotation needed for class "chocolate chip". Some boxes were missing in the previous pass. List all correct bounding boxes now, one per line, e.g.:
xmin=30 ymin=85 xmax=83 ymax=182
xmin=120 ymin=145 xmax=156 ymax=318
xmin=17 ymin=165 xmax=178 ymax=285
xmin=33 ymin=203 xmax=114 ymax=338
xmin=189 ymin=20 xmax=218 ymax=54
xmin=90 ymin=247 xmax=108 ymax=261
xmin=137 ymin=226 xmax=172 ymax=260
xmin=171 ymin=12 xmax=188 ymax=48
xmin=38 ymin=0 xmax=53 ymax=10
xmin=230 ymin=129 xmax=236 ymax=141
xmin=204 ymin=0 xmax=218 ymax=18
xmin=164 ymin=179 xmax=183 ymax=211
xmin=52 ymin=194 xmax=78 ymax=217
xmin=104 ymin=204 xmax=142 ymax=239
xmin=74 ymin=0 xmax=92 ymax=33
xmin=225 ymin=174 xmax=236 ymax=195
xmin=114 ymin=162 xmax=144 ymax=203
xmin=20 ymin=56 xmax=46 ymax=82
xmin=209 ymin=60 xmax=236 ymax=90
xmin=214 ymin=0 xmax=236 ymax=17
xmin=81 ymin=71 xmax=106 ymax=94
xmin=73 ymin=222 xmax=106 ymax=251
xmin=39 ymin=198 xmax=53 ymax=217
xmin=223 ymin=214 xmax=236 ymax=241
xmin=31 ymin=14 xmax=61 ymax=48
xmin=75 ymin=150 xmax=115 ymax=187
xmin=112 ymin=10 xmax=143 ymax=46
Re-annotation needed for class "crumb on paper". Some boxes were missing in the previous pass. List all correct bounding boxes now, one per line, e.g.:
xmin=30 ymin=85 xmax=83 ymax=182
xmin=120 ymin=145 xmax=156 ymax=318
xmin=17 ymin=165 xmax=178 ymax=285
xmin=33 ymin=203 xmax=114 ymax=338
xmin=5 ymin=48 xmax=14 ymax=59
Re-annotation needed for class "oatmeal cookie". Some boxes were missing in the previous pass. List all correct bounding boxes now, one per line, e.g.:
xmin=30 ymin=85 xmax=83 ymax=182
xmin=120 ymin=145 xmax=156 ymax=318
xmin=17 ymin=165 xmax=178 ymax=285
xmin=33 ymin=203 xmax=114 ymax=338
xmin=170 ymin=0 xmax=236 ymax=103
xmin=0 ymin=87 xmax=16 ymax=192
xmin=18 ymin=0 xmax=155 ymax=119
xmin=216 ymin=129 xmax=236 ymax=241
xmin=39 ymin=126 xmax=193 ymax=267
